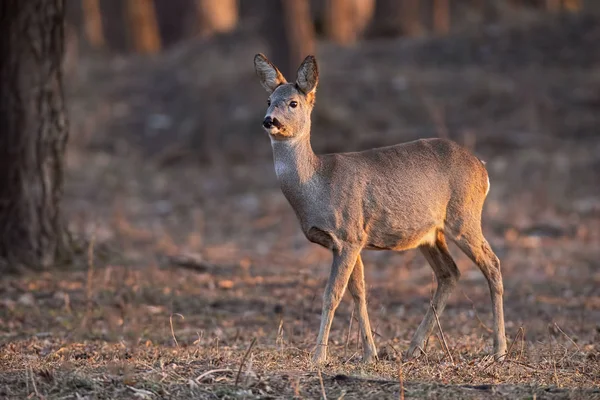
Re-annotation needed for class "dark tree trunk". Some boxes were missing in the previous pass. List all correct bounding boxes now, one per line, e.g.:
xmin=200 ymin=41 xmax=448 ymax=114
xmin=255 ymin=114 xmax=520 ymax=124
xmin=262 ymin=0 xmax=315 ymax=78
xmin=100 ymin=0 xmax=129 ymax=53
xmin=0 ymin=0 xmax=70 ymax=272
xmin=367 ymin=0 xmax=424 ymax=38
xmin=154 ymin=0 xmax=197 ymax=47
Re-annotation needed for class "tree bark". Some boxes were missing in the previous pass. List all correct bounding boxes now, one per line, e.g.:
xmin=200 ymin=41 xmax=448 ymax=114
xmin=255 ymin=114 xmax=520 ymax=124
xmin=262 ymin=0 xmax=315 ymax=78
xmin=0 ymin=0 xmax=70 ymax=272
xmin=125 ymin=0 xmax=161 ymax=54
xmin=196 ymin=0 xmax=239 ymax=38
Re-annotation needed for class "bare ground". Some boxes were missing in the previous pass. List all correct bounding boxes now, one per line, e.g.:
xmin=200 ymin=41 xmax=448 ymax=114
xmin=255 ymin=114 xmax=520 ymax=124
xmin=2 ymin=12 xmax=600 ymax=400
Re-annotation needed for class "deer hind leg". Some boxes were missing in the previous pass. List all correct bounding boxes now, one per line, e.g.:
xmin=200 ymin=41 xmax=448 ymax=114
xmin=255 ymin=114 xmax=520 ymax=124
xmin=406 ymin=231 xmax=460 ymax=360
xmin=347 ymin=254 xmax=378 ymax=363
xmin=449 ymin=225 xmax=507 ymax=360
xmin=313 ymin=246 xmax=361 ymax=364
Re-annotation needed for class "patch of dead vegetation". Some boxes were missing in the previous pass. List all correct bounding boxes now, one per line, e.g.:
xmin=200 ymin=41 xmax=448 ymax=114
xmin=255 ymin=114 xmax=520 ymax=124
xmin=1 ymin=247 xmax=599 ymax=399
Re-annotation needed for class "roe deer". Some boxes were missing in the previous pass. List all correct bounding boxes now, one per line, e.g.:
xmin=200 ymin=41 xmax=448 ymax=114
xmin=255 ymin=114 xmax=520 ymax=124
xmin=254 ymin=53 xmax=507 ymax=364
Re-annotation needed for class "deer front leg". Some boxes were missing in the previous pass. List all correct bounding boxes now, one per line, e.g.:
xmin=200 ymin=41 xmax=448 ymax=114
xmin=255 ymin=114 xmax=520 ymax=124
xmin=313 ymin=246 xmax=361 ymax=364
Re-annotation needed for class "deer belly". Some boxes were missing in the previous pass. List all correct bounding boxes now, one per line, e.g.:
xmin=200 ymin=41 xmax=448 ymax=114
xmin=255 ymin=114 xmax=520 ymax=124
xmin=365 ymin=226 xmax=438 ymax=251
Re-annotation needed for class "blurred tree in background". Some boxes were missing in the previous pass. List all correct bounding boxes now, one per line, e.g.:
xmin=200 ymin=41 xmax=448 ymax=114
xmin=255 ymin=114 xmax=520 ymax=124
xmin=324 ymin=0 xmax=374 ymax=45
xmin=0 ymin=0 xmax=589 ymax=273
xmin=196 ymin=0 xmax=239 ymax=38
xmin=125 ymin=0 xmax=161 ymax=54
xmin=0 ymin=0 xmax=71 ymax=272
xmin=262 ymin=0 xmax=315 ymax=78
xmin=65 ymin=0 xmax=589 ymax=59
xmin=433 ymin=0 xmax=450 ymax=35
xmin=367 ymin=0 xmax=423 ymax=38
xmin=82 ymin=0 xmax=105 ymax=48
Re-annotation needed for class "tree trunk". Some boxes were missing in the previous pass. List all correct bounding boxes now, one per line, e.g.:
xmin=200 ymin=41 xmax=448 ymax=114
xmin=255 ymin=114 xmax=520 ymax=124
xmin=0 ymin=0 xmax=70 ymax=272
xmin=324 ymin=0 xmax=374 ymax=45
xmin=64 ymin=0 xmax=82 ymax=75
xmin=562 ymin=0 xmax=582 ymax=12
xmin=125 ymin=0 xmax=161 ymax=54
xmin=354 ymin=0 xmax=376 ymax=36
xmin=367 ymin=0 xmax=399 ymax=38
xmin=401 ymin=0 xmax=424 ymax=36
xmin=262 ymin=0 xmax=315 ymax=78
xmin=100 ymin=0 xmax=129 ymax=53
xmin=196 ymin=0 xmax=239 ymax=38
xmin=154 ymin=0 xmax=197 ymax=47
xmin=367 ymin=0 xmax=423 ymax=38
xmin=546 ymin=0 xmax=561 ymax=11
xmin=82 ymin=0 xmax=105 ymax=48
xmin=432 ymin=0 xmax=450 ymax=35
xmin=325 ymin=0 xmax=355 ymax=44
xmin=472 ymin=0 xmax=499 ymax=23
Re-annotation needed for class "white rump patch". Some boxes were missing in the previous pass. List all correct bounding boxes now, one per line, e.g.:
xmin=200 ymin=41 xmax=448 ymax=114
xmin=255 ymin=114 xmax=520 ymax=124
xmin=486 ymin=175 xmax=490 ymax=196
xmin=419 ymin=229 xmax=438 ymax=247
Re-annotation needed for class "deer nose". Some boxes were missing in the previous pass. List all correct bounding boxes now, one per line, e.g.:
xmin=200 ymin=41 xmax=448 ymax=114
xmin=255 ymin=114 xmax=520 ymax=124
xmin=263 ymin=116 xmax=273 ymax=128
xmin=263 ymin=116 xmax=282 ymax=129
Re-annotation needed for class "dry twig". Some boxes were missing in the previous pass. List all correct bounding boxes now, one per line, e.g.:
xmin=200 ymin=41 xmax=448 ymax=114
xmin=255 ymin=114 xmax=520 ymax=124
xmin=317 ymin=368 xmax=327 ymax=400
xmin=344 ymin=307 xmax=355 ymax=357
xmin=235 ymin=338 xmax=256 ymax=387
xmin=462 ymin=290 xmax=493 ymax=333
xmin=195 ymin=369 xmax=233 ymax=383
xmin=503 ymin=326 xmax=525 ymax=364
xmin=553 ymin=322 xmax=582 ymax=357
xmin=432 ymin=305 xmax=454 ymax=364
xmin=81 ymin=231 xmax=97 ymax=329
xmin=29 ymin=365 xmax=39 ymax=398
xmin=170 ymin=313 xmax=184 ymax=347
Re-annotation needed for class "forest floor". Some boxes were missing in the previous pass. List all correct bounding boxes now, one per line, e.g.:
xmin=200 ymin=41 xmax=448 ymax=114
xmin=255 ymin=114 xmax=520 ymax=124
xmin=2 ymin=12 xmax=600 ymax=400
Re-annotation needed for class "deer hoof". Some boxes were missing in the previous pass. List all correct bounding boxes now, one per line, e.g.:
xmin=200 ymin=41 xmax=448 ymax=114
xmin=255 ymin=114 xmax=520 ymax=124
xmin=312 ymin=349 xmax=327 ymax=365
xmin=403 ymin=345 xmax=423 ymax=362
xmin=362 ymin=352 xmax=378 ymax=364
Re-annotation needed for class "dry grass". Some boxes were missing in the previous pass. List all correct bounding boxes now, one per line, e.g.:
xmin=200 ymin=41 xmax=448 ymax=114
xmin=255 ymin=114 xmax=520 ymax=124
xmin=1 ymin=214 xmax=599 ymax=399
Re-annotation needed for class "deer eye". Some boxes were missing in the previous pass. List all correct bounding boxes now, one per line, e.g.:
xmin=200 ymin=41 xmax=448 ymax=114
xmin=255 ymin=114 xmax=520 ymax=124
xmin=290 ymin=101 xmax=298 ymax=108
xmin=267 ymin=99 xmax=271 ymax=106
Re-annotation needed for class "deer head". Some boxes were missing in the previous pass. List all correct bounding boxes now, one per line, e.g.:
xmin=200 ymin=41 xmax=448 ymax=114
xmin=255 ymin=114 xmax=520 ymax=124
xmin=254 ymin=53 xmax=318 ymax=141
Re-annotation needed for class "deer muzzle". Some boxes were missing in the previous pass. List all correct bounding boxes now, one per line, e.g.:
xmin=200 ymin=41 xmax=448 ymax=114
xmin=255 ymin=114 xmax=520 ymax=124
xmin=263 ymin=116 xmax=282 ymax=129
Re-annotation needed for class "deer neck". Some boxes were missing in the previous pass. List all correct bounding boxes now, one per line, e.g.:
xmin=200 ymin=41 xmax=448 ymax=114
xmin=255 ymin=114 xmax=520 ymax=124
xmin=270 ymin=130 xmax=319 ymax=187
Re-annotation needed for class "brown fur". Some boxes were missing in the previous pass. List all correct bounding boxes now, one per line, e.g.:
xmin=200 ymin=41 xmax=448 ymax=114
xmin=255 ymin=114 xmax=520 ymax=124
xmin=254 ymin=53 xmax=507 ymax=364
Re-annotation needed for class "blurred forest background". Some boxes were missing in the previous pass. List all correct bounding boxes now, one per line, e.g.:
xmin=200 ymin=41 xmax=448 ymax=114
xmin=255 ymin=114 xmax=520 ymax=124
xmin=1 ymin=0 xmax=600 ymax=398
xmin=63 ymin=0 xmax=599 ymax=164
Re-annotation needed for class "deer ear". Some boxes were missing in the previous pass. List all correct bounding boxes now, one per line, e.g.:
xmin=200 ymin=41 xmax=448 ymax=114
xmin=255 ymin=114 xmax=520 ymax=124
xmin=296 ymin=55 xmax=319 ymax=95
xmin=254 ymin=53 xmax=287 ymax=94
